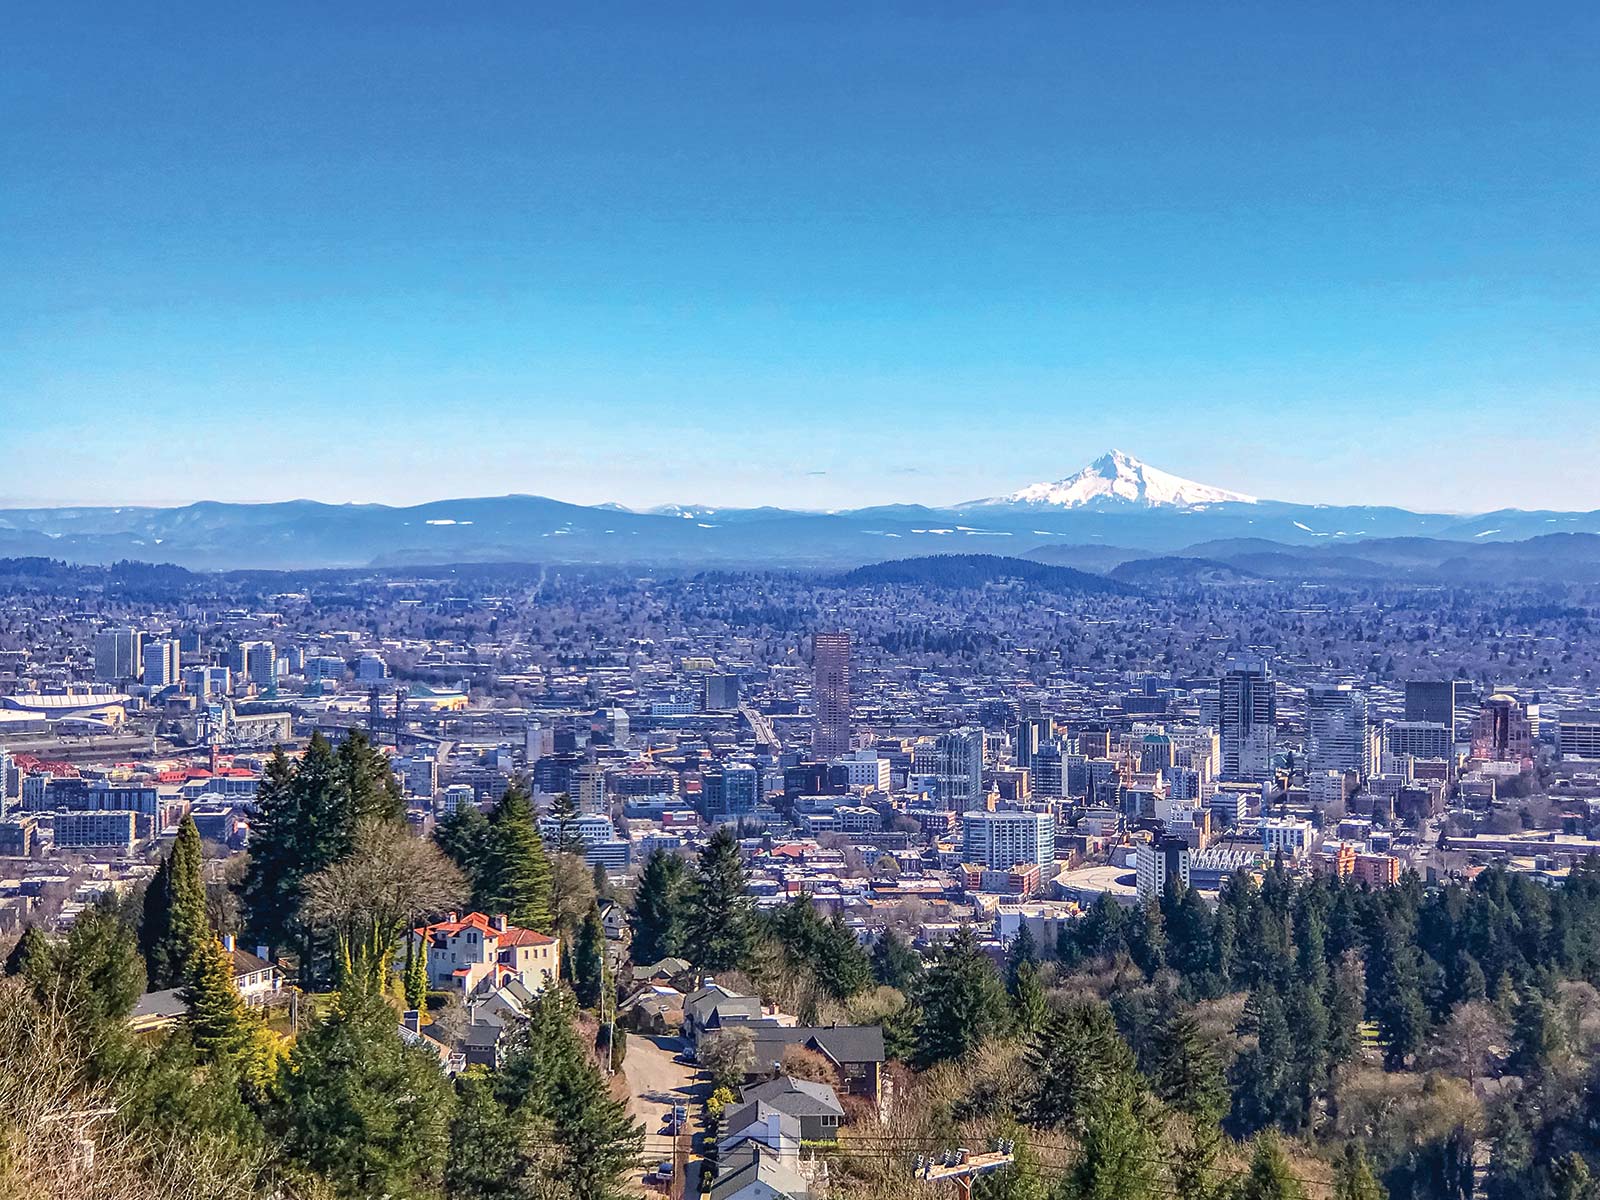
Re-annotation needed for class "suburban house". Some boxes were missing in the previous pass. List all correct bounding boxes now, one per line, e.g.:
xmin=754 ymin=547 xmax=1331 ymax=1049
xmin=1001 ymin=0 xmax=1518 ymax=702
xmin=743 ymin=1025 xmax=886 ymax=1103
xmin=408 ymin=911 xmax=559 ymax=997
xmin=709 ymin=1144 xmax=810 ymax=1200
xmin=719 ymin=1107 xmax=801 ymax=1163
xmin=225 ymin=938 xmax=282 ymax=1007
xmin=737 ymin=1076 xmax=845 ymax=1142
xmin=684 ymin=982 xmax=765 ymax=1042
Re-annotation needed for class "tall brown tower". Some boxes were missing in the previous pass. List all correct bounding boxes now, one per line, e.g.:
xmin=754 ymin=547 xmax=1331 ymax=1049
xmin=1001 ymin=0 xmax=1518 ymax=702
xmin=811 ymin=631 xmax=852 ymax=759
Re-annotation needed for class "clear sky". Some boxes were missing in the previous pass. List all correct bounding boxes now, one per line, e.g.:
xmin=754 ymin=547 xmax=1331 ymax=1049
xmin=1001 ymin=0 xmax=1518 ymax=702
xmin=4 ymin=2 xmax=1598 ymax=512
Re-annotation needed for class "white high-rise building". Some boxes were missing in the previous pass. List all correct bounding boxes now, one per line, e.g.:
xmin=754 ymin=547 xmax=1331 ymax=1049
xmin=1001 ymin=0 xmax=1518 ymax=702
xmin=142 ymin=638 xmax=181 ymax=690
xmin=961 ymin=809 xmax=1055 ymax=871
xmin=1136 ymin=836 xmax=1191 ymax=902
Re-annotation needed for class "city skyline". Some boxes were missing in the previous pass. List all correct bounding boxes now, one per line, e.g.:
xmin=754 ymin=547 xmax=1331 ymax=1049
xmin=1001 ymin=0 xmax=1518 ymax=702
xmin=6 ymin=3 xmax=1598 ymax=512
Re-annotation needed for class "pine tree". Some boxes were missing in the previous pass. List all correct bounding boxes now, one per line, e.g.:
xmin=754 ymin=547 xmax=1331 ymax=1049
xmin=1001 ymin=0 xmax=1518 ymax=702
xmin=1230 ymin=988 xmax=1296 ymax=1134
xmin=683 ymin=827 xmax=755 ymax=973
xmin=277 ymin=989 xmax=456 ymax=1198
xmin=1238 ymin=1132 xmax=1306 ymax=1200
xmin=167 ymin=811 xmax=211 ymax=980
xmin=1149 ymin=1010 xmax=1229 ymax=1128
xmin=549 ymin=791 xmax=585 ymax=856
xmin=574 ymin=903 xmax=607 ymax=1009
xmin=3 ymin=924 xmax=51 ymax=979
xmin=1334 ymin=1144 xmax=1388 ymax=1200
xmin=435 ymin=799 xmax=495 ymax=893
xmin=915 ymin=925 xmax=1011 ymax=1068
xmin=479 ymin=782 xmax=554 ymax=933
xmin=495 ymin=988 xmax=643 ymax=1200
xmin=182 ymin=934 xmax=252 ymax=1060
xmin=1509 ymin=984 xmax=1563 ymax=1078
xmin=629 ymin=848 xmax=688 ymax=965
xmin=1005 ymin=923 xmax=1040 ymax=993
xmin=870 ymin=927 xmax=923 ymax=992
xmin=18 ymin=898 xmax=146 ymax=1033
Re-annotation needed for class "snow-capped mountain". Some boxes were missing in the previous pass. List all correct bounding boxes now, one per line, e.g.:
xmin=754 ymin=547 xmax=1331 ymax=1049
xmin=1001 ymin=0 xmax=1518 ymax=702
xmin=972 ymin=450 xmax=1258 ymax=509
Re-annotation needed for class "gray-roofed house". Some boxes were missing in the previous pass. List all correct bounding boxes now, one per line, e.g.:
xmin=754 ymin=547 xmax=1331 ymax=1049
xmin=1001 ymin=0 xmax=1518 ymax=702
xmin=684 ymin=983 xmax=767 ymax=1043
xmin=738 ymin=1076 xmax=845 ymax=1142
xmin=709 ymin=1145 xmax=810 ymax=1200
xmin=744 ymin=1025 xmax=886 ymax=1102
xmin=719 ymin=1105 xmax=801 ymax=1163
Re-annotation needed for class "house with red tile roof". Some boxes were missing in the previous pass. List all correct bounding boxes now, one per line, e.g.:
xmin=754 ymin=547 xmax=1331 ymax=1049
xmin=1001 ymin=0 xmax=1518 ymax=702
xmin=408 ymin=911 xmax=560 ymax=998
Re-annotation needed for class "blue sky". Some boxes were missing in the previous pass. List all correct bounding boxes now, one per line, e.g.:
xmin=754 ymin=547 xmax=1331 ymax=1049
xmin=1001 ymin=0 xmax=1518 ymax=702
xmin=3 ymin=2 xmax=1597 ymax=512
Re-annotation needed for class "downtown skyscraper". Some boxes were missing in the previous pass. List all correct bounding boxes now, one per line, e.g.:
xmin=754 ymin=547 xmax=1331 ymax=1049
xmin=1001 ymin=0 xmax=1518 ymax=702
xmin=811 ymin=631 xmax=852 ymax=759
xmin=1218 ymin=658 xmax=1277 ymax=781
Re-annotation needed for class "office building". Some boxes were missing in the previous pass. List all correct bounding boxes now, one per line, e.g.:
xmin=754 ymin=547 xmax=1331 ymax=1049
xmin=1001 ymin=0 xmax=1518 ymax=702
xmin=142 ymin=638 xmax=181 ymax=690
xmin=1136 ymin=835 xmax=1191 ymax=902
xmin=1305 ymin=686 xmax=1373 ymax=777
xmin=356 ymin=654 xmax=389 ymax=682
xmin=703 ymin=673 xmax=741 ymax=712
xmin=53 ymin=810 xmax=138 ymax=853
xmin=1469 ymin=694 xmax=1534 ymax=765
xmin=1013 ymin=716 xmax=1050 ymax=769
xmin=1219 ymin=659 xmax=1277 ymax=781
xmin=94 ymin=627 xmax=143 ymax=682
xmin=1558 ymin=711 xmax=1600 ymax=761
xmin=230 ymin=641 xmax=277 ymax=690
xmin=832 ymin=750 xmax=891 ymax=791
xmin=1406 ymin=679 xmax=1467 ymax=733
xmin=1261 ymin=817 xmax=1315 ymax=860
xmin=811 ymin=632 xmax=852 ymax=759
xmin=961 ymin=809 xmax=1055 ymax=872
xmin=1031 ymin=743 xmax=1064 ymax=799
xmin=1385 ymin=720 xmax=1452 ymax=763
xmin=1139 ymin=732 xmax=1176 ymax=774
xmin=919 ymin=727 xmax=984 ymax=807
xmin=700 ymin=762 xmax=759 ymax=820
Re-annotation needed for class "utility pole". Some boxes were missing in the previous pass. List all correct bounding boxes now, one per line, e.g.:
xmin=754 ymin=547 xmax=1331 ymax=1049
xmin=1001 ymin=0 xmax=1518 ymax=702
xmin=915 ymin=1142 xmax=1016 ymax=1200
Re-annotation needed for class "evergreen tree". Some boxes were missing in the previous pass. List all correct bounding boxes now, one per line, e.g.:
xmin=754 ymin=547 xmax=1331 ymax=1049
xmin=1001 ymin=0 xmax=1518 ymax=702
xmin=1230 ymin=988 xmax=1296 ymax=1135
xmin=871 ymin=927 xmax=924 ymax=992
xmin=1057 ymin=1089 xmax=1161 ymax=1200
xmin=446 ymin=1068 xmax=543 ymax=1200
xmin=182 ymin=933 xmax=253 ymax=1061
xmin=629 ymin=849 xmax=688 ymax=965
xmin=1011 ymin=960 xmax=1049 ymax=1037
xmin=1024 ymin=997 xmax=1140 ymax=1134
xmin=138 ymin=850 xmax=179 ymax=988
xmin=336 ymin=726 xmax=406 ymax=824
xmin=1509 ymin=984 xmax=1563 ymax=1078
xmin=574 ymin=902 xmax=607 ymax=1009
xmin=1238 ymin=1132 xmax=1306 ymax=1200
xmin=3 ymin=924 xmax=50 ymax=979
xmin=1149 ymin=1010 xmax=1229 ymax=1129
xmin=18 ymin=898 xmax=146 ymax=1033
xmin=495 ymin=988 xmax=643 ymax=1200
xmin=683 ymin=827 xmax=756 ymax=973
xmin=276 ymin=989 xmax=456 ymax=1199
xmin=1327 ymin=948 xmax=1367 ymax=1066
xmin=1546 ymin=1154 xmax=1599 ymax=1200
xmin=166 ymin=811 xmax=211 ymax=979
xmin=435 ymin=799 xmax=495 ymax=891
xmin=479 ymin=782 xmax=555 ymax=933
xmin=549 ymin=791 xmax=585 ymax=855
xmin=915 ymin=925 xmax=1010 ymax=1068
xmin=404 ymin=937 xmax=429 ymax=1011
xmin=1005 ymin=923 xmax=1040 ymax=993
xmin=241 ymin=739 xmax=355 ymax=959
xmin=1366 ymin=909 xmax=1428 ymax=1069
xmin=1334 ymin=1144 xmax=1389 ymax=1200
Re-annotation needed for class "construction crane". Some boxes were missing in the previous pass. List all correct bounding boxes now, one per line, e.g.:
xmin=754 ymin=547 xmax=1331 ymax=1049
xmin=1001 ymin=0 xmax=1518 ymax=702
xmin=914 ymin=1142 xmax=1016 ymax=1200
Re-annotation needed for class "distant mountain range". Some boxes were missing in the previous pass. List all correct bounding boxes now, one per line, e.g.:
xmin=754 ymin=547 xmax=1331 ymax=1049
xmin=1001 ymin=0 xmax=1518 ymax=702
xmin=3 ymin=451 xmax=1599 ymax=573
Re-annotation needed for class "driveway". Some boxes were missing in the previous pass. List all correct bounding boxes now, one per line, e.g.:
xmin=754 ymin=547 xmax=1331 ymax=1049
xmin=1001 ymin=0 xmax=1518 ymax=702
xmin=621 ymin=1034 xmax=709 ymax=1196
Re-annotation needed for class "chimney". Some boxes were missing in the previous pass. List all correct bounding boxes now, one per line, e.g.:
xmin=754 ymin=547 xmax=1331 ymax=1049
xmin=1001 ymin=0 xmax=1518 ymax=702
xmin=447 ymin=911 xmax=458 ymax=923
xmin=491 ymin=913 xmax=507 ymax=932
xmin=223 ymin=934 xmax=236 ymax=952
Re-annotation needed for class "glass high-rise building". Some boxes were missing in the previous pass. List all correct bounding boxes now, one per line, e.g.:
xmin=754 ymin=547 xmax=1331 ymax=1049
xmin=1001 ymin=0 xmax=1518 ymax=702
xmin=1218 ymin=659 xmax=1276 ymax=781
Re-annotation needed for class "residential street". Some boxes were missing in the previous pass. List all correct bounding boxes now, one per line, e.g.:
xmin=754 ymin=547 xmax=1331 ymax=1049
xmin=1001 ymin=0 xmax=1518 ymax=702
xmin=621 ymin=1034 xmax=708 ymax=1196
